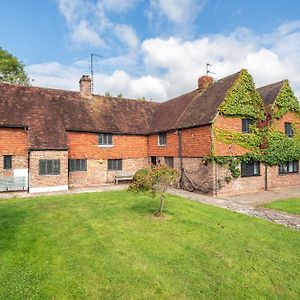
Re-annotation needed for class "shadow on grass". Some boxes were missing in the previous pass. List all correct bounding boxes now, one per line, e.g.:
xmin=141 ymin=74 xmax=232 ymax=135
xmin=0 ymin=205 xmax=29 ymax=253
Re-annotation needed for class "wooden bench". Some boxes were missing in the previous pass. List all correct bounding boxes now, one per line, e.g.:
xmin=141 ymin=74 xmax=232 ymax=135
xmin=114 ymin=171 xmax=134 ymax=184
xmin=0 ymin=176 xmax=26 ymax=192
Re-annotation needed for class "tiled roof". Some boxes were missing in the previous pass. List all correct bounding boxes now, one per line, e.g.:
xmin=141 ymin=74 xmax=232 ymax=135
xmin=1 ymin=69 xmax=286 ymax=150
xmin=257 ymin=80 xmax=285 ymax=106
xmin=0 ymin=83 xmax=158 ymax=149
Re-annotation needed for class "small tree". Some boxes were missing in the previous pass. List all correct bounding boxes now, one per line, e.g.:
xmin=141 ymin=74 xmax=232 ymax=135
xmin=0 ymin=47 xmax=30 ymax=85
xmin=128 ymin=165 xmax=178 ymax=217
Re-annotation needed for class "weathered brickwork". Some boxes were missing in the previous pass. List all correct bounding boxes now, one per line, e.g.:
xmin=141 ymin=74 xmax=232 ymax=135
xmin=68 ymin=132 xmax=148 ymax=159
xmin=29 ymin=151 xmax=68 ymax=188
xmin=267 ymin=165 xmax=300 ymax=190
xmin=216 ymin=163 xmax=266 ymax=196
xmin=273 ymin=112 xmax=300 ymax=131
xmin=0 ymin=128 xmax=27 ymax=155
xmin=213 ymin=115 xmax=249 ymax=156
xmin=148 ymin=131 xmax=179 ymax=157
xmin=181 ymin=126 xmax=212 ymax=157
xmin=0 ymin=156 xmax=28 ymax=177
xmin=69 ymin=158 xmax=149 ymax=187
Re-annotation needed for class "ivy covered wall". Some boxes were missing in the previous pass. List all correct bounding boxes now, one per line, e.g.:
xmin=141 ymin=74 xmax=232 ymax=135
xmin=210 ymin=69 xmax=300 ymax=180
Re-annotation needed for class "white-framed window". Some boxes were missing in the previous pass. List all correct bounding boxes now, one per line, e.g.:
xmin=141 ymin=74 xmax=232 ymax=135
xmin=158 ymin=133 xmax=167 ymax=146
xmin=279 ymin=160 xmax=299 ymax=174
xmin=99 ymin=133 xmax=113 ymax=146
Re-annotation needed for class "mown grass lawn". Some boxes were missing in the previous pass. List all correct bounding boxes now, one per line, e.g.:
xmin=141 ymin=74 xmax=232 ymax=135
xmin=0 ymin=191 xmax=299 ymax=299
xmin=262 ymin=197 xmax=300 ymax=215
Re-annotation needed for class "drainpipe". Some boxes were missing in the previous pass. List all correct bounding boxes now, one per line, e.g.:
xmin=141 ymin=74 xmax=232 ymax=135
xmin=24 ymin=126 xmax=30 ymax=193
xmin=264 ymin=163 xmax=268 ymax=191
xmin=177 ymin=129 xmax=183 ymax=187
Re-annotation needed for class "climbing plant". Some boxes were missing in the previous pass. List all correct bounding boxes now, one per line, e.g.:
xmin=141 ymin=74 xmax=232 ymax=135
xmin=272 ymin=80 xmax=300 ymax=119
xmin=218 ymin=69 xmax=265 ymax=120
xmin=209 ymin=69 xmax=300 ymax=184
xmin=264 ymin=126 xmax=300 ymax=165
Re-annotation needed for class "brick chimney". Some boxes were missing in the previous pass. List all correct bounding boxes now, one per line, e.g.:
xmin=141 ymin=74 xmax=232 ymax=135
xmin=79 ymin=75 xmax=92 ymax=95
xmin=198 ymin=75 xmax=214 ymax=91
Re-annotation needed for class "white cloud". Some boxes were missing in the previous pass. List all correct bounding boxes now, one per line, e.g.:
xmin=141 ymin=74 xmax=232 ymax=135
xmin=71 ymin=20 xmax=105 ymax=47
xmin=149 ymin=0 xmax=206 ymax=24
xmin=27 ymin=21 xmax=300 ymax=102
xmin=114 ymin=24 xmax=139 ymax=50
xmin=57 ymin=0 xmax=139 ymax=52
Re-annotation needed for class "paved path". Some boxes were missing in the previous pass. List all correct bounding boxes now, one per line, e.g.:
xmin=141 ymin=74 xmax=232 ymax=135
xmin=168 ymin=188 xmax=300 ymax=231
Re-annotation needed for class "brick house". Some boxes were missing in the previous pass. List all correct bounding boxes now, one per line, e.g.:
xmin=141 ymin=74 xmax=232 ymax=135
xmin=0 ymin=69 xmax=299 ymax=195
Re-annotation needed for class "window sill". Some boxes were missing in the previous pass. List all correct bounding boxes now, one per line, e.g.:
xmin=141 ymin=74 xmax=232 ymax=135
xmin=279 ymin=172 xmax=299 ymax=175
xmin=241 ymin=174 xmax=261 ymax=178
xmin=158 ymin=144 xmax=167 ymax=147
xmin=69 ymin=170 xmax=87 ymax=173
xmin=98 ymin=145 xmax=114 ymax=148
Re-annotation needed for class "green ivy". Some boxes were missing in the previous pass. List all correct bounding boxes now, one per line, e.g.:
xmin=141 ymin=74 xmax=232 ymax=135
xmin=218 ymin=69 xmax=265 ymax=120
xmin=264 ymin=128 xmax=300 ymax=165
xmin=214 ymin=127 xmax=262 ymax=153
xmin=273 ymin=80 xmax=300 ymax=119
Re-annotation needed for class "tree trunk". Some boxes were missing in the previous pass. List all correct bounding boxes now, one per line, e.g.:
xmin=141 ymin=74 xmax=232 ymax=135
xmin=155 ymin=194 xmax=165 ymax=217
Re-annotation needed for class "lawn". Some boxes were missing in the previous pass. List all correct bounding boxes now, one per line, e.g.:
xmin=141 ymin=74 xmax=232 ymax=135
xmin=0 ymin=191 xmax=299 ymax=299
xmin=261 ymin=197 xmax=300 ymax=215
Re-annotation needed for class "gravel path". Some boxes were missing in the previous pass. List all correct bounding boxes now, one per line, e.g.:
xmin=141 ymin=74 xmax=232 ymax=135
xmin=168 ymin=188 xmax=300 ymax=231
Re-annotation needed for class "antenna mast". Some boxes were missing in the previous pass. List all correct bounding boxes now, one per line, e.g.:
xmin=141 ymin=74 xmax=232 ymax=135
xmin=206 ymin=63 xmax=215 ymax=76
xmin=90 ymin=53 xmax=102 ymax=93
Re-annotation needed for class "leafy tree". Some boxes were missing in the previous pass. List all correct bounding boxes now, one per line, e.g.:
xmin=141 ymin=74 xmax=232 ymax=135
xmin=0 ymin=47 xmax=30 ymax=85
xmin=128 ymin=165 xmax=178 ymax=217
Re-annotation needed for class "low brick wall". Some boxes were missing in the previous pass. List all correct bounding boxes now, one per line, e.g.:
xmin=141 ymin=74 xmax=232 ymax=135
xmin=267 ymin=165 xmax=300 ymax=190
xmin=215 ymin=163 xmax=266 ymax=196
xmin=69 ymin=158 xmax=149 ymax=187
xmin=29 ymin=150 xmax=68 ymax=192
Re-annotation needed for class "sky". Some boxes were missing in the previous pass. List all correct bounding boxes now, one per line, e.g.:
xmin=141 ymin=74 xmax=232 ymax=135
xmin=1 ymin=0 xmax=300 ymax=101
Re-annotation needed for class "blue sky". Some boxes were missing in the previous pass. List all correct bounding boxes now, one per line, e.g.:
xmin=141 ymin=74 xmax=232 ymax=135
xmin=1 ymin=0 xmax=300 ymax=100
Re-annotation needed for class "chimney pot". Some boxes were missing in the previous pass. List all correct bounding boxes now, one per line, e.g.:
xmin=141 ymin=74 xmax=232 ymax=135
xmin=79 ymin=75 xmax=92 ymax=95
xmin=198 ymin=75 xmax=214 ymax=91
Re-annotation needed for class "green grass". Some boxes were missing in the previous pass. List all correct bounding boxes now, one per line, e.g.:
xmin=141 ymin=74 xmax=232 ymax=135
xmin=0 ymin=191 xmax=299 ymax=299
xmin=262 ymin=198 xmax=300 ymax=215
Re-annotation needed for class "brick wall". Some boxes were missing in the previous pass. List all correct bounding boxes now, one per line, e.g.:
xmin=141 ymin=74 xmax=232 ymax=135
xmin=29 ymin=151 xmax=68 ymax=190
xmin=68 ymin=132 xmax=148 ymax=159
xmin=181 ymin=126 xmax=212 ymax=157
xmin=0 ymin=128 xmax=28 ymax=177
xmin=148 ymin=126 xmax=212 ymax=158
xmin=0 ymin=128 xmax=28 ymax=155
xmin=213 ymin=115 xmax=250 ymax=156
xmin=148 ymin=131 xmax=179 ymax=157
xmin=272 ymin=111 xmax=300 ymax=131
xmin=267 ymin=165 xmax=300 ymax=189
xmin=216 ymin=162 xmax=266 ymax=196
xmin=69 ymin=158 xmax=149 ymax=187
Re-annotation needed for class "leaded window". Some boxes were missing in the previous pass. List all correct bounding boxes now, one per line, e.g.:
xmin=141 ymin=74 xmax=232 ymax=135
xmin=279 ymin=160 xmax=299 ymax=174
xmin=242 ymin=119 xmax=251 ymax=133
xmin=69 ymin=159 xmax=87 ymax=172
xmin=108 ymin=159 xmax=122 ymax=171
xmin=99 ymin=133 xmax=113 ymax=146
xmin=284 ymin=122 xmax=293 ymax=138
xmin=158 ymin=133 xmax=167 ymax=146
xmin=39 ymin=159 xmax=60 ymax=175
xmin=241 ymin=161 xmax=260 ymax=177
xmin=3 ymin=155 xmax=12 ymax=169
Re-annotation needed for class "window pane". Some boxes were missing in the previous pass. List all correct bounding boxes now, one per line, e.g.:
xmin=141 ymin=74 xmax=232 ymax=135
xmin=241 ymin=161 xmax=259 ymax=177
xmin=242 ymin=119 xmax=251 ymax=133
xmin=3 ymin=155 xmax=12 ymax=169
